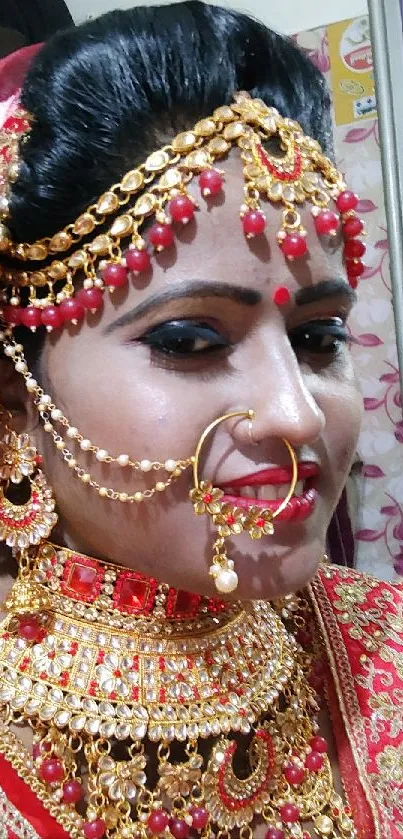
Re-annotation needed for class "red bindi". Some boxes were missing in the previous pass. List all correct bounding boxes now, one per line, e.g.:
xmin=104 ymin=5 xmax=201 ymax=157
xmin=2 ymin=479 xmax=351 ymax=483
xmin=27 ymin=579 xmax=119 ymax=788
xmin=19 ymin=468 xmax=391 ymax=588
xmin=272 ymin=286 xmax=291 ymax=306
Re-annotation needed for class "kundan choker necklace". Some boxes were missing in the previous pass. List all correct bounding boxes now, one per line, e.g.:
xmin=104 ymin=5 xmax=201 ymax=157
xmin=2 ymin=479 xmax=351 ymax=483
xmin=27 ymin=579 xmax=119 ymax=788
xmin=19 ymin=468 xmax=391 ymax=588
xmin=0 ymin=543 xmax=356 ymax=839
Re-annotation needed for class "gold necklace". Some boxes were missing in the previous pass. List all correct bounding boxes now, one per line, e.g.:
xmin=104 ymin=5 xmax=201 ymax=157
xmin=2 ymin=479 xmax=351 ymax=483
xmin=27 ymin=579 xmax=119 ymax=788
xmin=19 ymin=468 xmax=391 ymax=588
xmin=0 ymin=543 xmax=356 ymax=839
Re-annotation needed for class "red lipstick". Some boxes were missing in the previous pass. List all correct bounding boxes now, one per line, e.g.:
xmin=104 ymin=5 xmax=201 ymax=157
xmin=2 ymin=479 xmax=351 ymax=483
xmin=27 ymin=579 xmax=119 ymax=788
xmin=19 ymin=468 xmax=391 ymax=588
xmin=219 ymin=461 xmax=320 ymax=523
xmin=219 ymin=462 xmax=319 ymax=488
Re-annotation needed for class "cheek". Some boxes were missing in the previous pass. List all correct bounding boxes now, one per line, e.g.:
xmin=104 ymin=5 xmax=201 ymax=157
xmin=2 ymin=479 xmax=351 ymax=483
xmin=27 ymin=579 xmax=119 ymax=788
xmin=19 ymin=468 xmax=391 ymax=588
xmin=43 ymin=338 xmax=218 ymax=465
xmin=323 ymin=372 xmax=363 ymax=476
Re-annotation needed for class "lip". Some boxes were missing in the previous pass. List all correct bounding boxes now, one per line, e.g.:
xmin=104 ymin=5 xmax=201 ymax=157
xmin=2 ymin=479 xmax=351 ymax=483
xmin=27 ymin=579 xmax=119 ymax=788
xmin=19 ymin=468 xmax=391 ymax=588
xmin=218 ymin=462 xmax=320 ymax=523
xmin=219 ymin=461 xmax=320 ymax=489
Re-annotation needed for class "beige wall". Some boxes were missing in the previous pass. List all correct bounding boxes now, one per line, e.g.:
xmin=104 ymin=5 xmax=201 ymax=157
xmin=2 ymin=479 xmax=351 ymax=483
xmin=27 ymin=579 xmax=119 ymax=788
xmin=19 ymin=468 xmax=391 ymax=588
xmin=66 ymin=0 xmax=367 ymax=33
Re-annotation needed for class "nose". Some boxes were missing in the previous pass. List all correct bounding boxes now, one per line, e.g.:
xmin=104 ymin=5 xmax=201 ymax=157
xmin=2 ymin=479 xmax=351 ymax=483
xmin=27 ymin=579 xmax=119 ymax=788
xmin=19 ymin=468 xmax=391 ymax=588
xmin=230 ymin=336 xmax=325 ymax=450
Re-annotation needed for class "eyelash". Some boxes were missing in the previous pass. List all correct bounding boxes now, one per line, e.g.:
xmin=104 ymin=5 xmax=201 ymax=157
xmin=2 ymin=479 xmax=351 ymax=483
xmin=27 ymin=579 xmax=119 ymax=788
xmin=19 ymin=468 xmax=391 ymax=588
xmin=139 ymin=321 xmax=229 ymax=356
xmin=138 ymin=317 xmax=350 ymax=361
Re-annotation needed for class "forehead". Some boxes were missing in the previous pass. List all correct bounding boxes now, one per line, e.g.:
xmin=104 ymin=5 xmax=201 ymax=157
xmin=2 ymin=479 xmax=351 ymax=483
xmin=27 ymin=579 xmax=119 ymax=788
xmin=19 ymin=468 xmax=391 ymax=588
xmin=150 ymin=154 xmax=346 ymax=296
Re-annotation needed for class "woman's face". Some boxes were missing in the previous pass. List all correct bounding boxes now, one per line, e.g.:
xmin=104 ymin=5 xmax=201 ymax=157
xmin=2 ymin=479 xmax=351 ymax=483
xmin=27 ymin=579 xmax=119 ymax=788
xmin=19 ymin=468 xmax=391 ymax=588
xmin=30 ymin=155 xmax=363 ymax=599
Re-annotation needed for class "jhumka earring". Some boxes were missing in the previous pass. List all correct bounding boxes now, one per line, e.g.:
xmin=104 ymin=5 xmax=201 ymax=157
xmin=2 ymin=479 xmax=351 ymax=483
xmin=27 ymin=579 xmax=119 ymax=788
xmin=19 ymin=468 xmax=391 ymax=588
xmin=190 ymin=410 xmax=298 ymax=593
xmin=0 ymin=414 xmax=57 ymax=638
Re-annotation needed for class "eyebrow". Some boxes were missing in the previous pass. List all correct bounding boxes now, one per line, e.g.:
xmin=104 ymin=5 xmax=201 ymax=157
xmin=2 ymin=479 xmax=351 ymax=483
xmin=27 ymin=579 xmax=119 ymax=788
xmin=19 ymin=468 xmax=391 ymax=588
xmin=295 ymin=278 xmax=357 ymax=306
xmin=105 ymin=275 xmax=356 ymax=334
xmin=104 ymin=281 xmax=262 ymax=333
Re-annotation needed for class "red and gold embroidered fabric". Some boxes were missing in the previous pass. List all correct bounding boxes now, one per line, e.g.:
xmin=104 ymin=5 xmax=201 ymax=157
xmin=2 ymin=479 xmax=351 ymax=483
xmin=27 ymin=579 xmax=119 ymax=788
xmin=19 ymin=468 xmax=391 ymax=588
xmin=310 ymin=566 xmax=403 ymax=839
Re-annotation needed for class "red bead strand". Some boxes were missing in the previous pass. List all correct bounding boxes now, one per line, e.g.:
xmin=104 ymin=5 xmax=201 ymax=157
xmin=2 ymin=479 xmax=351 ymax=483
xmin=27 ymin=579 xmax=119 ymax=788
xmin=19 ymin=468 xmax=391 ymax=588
xmin=199 ymin=168 xmax=224 ymax=196
xmin=76 ymin=288 xmax=104 ymax=312
xmin=149 ymin=223 xmax=175 ymax=250
xmin=242 ymin=209 xmax=266 ymax=237
xmin=39 ymin=758 xmax=65 ymax=784
xmin=124 ymin=247 xmax=152 ymax=274
xmin=280 ymin=232 xmax=307 ymax=259
xmin=343 ymin=215 xmax=364 ymax=238
xmin=83 ymin=819 xmax=107 ymax=839
xmin=102 ymin=262 xmax=128 ymax=288
xmin=336 ymin=191 xmax=359 ymax=213
xmin=169 ymin=195 xmax=195 ymax=224
xmin=313 ymin=209 xmax=339 ymax=236
xmin=59 ymin=298 xmax=85 ymax=324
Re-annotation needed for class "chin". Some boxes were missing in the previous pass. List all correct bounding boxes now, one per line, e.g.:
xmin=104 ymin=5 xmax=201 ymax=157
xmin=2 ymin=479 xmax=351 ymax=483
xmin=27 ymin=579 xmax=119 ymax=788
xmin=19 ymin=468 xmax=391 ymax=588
xmin=221 ymin=533 xmax=326 ymax=601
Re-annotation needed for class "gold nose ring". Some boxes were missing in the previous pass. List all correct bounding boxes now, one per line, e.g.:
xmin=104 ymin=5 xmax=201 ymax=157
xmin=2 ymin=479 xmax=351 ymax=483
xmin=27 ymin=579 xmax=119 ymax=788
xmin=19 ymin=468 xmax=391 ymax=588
xmin=190 ymin=410 xmax=298 ymax=592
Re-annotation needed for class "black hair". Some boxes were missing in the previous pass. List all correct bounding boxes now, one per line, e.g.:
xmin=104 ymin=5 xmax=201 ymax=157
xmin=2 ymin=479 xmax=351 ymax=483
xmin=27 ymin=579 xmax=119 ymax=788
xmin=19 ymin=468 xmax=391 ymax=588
xmin=10 ymin=0 xmax=333 ymax=245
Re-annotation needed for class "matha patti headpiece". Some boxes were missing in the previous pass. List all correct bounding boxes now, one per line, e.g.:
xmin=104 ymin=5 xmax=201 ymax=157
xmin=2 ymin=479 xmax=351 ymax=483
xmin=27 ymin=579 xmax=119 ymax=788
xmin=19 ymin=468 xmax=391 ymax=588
xmin=0 ymin=91 xmax=365 ymax=333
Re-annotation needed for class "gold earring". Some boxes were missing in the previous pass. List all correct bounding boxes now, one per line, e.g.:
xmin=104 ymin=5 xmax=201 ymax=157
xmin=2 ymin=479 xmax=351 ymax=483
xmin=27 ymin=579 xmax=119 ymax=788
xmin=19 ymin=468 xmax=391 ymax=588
xmin=190 ymin=410 xmax=298 ymax=593
xmin=0 ymin=425 xmax=57 ymax=635
xmin=0 ymin=429 xmax=57 ymax=550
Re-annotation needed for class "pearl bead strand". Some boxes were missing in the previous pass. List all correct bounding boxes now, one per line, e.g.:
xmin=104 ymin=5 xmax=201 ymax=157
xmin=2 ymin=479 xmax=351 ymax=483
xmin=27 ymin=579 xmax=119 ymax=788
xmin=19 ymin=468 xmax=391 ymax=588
xmin=5 ymin=339 xmax=193 ymax=503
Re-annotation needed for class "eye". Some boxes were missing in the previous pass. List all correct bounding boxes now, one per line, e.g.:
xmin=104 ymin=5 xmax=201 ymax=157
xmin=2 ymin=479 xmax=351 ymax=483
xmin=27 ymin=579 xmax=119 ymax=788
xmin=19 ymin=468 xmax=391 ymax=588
xmin=138 ymin=320 xmax=230 ymax=356
xmin=289 ymin=318 xmax=350 ymax=356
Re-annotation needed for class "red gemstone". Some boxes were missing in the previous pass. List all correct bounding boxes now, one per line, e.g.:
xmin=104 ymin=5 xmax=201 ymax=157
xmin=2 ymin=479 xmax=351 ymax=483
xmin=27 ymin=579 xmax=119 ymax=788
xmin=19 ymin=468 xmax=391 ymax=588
xmin=190 ymin=807 xmax=209 ymax=831
xmin=314 ymin=209 xmax=339 ymax=236
xmin=265 ymin=830 xmax=285 ymax=839
xmin=199 ymin=168 xmax=224 ymax=196
xmin=242 ymin=209 xmax=266 ymax=237
xmin=62 ymin=779 xmax=83 ymax=803
xmin=343 ymin=216 xmax=364 ymax=238
xmin=272 ymin=286 xmax=291 ymax=306
xmin=305 ymin=751 xmax=324 ymax=771
xmin=281 ymin=232 xmax=307 ymax=259
xmin=69 ymin=564 xmax=97 ymax=595
xmin=336 ymin=190 xmax=358 ymax=213
xmin=76 ymin=288 xmax=104 ymax=312
xmin=125 ymin=247 xmax=151 ymax=274
xmin=203 ymin=493 xmax=213 ymax=503
xmin=256 ymin=518 xmax=266 ymax=528
xmin=41 ymin=306 xmax=64 ymax=330
xmin=2 ymin=305 xmax=22 ymax=325
xmin=61 ymin=557 xmax=103 ymax=602
xmin=18 ymin=616 xmax=42 ymax=642
xmin=39 ymin=758 xmax=64 ymax=784
xmin=310 ymin=735 xmax=328 ymax=753
xmin=83 ymin=819 xmax=107 ymax=839
xmin=59 ymin=298 xmax=85 ymax=324
xmin=167 ymin=589 xmax=201 ymax=619
xmin=148 ymin=810 xmax=170 ymax=834
xmin=102 ymin=262 xmax=128 ymax=288
xmin=169 ymin=818 xmax=189 ymax=839
xmin=149 ymin=223 xmax=174 ymax=250
xmin=280 ymin=803 xmax=300 ymax=823
xmin=169 ymin=195 xmax=195 ymax=224
xmin=346 ymin=260 xmax=365 ymax=278
xmin=113 ymin=571 xmax=156 ymax=615
xmin=284 ymin=763 xmax=305 ymax=785
xmin=344 ymin=239 xmax=366 ymax=259
xmin=348 ymin=275 xmax=358 ymax=290
xmin=21 ymin=306 xmax=43 ymax=330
